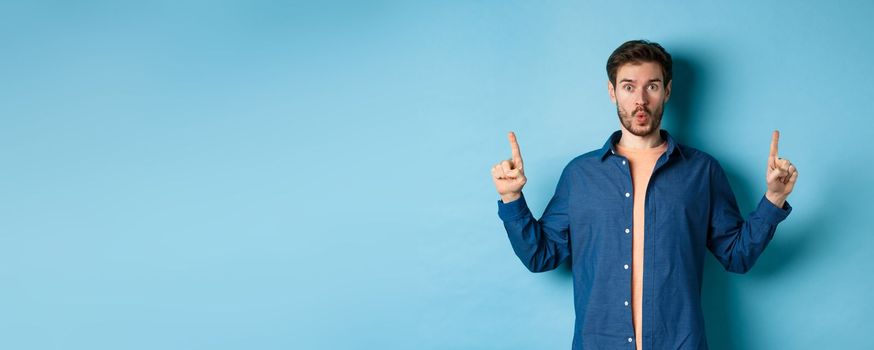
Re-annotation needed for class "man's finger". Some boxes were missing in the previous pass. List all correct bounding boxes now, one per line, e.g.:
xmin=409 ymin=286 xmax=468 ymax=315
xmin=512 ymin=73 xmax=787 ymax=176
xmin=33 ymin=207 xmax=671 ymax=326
xmin=778 ymin=158 xmax=791 ymax=172
xmin=767 ymin=168 xmax=784 ymax=183
xmin=501 ymin=160 xmax=513 ymax=174
xmin=784 ymin=164 xmax=797 ymax=184
xmin=767 ymin=171 xmax=778 ymax=184
xmin=508 ymin=131 xmax=523 ymax=167
xmin=769 ymin=130 xmax=779 ymax=169
xmin=506 ymin=168 xmax=522 ymax=178
xmin=493 ymin=164 xmax=507 ymax=179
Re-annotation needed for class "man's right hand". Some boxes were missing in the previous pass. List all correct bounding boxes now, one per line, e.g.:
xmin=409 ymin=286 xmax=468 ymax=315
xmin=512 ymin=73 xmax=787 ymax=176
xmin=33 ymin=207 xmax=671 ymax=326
xmin=491 ymin=131 xmax=527 ymax=203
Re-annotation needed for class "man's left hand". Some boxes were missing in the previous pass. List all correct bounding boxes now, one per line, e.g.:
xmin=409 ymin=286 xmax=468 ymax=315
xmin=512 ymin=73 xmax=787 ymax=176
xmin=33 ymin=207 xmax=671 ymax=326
xmin=765 ymin=130 xmax=798 ymax=208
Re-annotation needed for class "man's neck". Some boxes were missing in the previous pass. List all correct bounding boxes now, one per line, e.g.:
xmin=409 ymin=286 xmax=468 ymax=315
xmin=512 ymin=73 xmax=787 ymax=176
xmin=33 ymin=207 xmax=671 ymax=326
xmin=617 ymin=127 xmax=665 ymax=149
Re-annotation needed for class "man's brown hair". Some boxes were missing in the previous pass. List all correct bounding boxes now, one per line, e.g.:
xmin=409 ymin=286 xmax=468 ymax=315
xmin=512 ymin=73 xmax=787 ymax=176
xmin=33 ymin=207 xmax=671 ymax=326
xmin=606 ymin=40 xmax=673 ymax=86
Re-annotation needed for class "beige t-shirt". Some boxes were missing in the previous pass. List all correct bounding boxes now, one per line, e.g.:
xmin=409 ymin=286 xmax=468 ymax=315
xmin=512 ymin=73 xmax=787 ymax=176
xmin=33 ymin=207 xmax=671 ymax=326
xmin=615 ymin=141 xmax=668 ymax=350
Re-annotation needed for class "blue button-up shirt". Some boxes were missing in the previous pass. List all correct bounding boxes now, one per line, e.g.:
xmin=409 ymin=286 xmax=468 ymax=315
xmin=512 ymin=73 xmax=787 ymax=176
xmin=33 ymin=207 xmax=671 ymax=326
xmin=497 ymin=130 xmax=791 ymax=349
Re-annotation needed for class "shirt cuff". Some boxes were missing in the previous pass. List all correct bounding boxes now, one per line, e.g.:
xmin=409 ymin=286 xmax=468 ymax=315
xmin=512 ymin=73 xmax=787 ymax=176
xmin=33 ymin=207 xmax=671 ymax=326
xmin=497 ymin=193 xmax=532 ymax=221
xmin=756 ymin=194 xmax=792 ymax=225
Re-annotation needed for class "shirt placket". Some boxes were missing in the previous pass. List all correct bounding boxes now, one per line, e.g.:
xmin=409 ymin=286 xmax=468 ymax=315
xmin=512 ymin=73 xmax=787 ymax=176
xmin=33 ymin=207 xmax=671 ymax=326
xmin=641 ymin=152 xmax=671 ymax=349
xmin=613 ymin=149 xmax=636 ymax=347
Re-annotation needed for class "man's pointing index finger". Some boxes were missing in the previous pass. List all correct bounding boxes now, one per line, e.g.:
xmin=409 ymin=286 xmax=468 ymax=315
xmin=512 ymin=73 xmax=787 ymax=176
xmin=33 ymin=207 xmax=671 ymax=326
xmin=769 ymin=130 xmax=780 ymax=169
xmin=508 ymin=131 xmax=523 ymax=167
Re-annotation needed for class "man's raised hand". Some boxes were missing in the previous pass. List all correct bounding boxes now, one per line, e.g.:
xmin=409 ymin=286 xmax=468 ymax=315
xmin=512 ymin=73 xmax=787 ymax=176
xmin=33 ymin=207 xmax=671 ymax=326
xmin=765 ymin=130 xmax=798 ymax=207
xmin=491 ymin=131 xmax=527 ymax=203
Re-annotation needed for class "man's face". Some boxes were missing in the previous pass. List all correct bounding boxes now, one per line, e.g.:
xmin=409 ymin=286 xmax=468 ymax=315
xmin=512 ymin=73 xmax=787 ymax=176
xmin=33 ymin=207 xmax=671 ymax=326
xmin=608 ymin=61 xmax=671 ymax=137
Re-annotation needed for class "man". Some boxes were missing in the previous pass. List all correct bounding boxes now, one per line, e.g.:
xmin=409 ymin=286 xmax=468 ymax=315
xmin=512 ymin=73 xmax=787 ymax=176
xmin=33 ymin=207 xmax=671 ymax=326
xmin=490 ymin=40 xmax=797 ymax=350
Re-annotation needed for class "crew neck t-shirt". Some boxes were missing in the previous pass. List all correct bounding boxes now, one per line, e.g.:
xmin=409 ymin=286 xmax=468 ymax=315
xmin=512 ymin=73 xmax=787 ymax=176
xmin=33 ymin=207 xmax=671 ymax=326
xmin=615 ymin=141 xmax=668 ymax=350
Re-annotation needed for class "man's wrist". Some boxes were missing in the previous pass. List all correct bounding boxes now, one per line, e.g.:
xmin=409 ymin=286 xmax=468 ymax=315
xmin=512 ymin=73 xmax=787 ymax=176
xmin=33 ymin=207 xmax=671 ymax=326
xmin=501 ymin=192 xmax=522 ymax=204
xmin=765 ymin=191 xmax=788 ymax=208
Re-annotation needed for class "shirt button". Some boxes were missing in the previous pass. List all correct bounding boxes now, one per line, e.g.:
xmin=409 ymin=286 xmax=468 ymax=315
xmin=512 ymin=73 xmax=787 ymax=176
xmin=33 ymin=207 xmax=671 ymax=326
xmin=628 ymin=338 xmax=633 ymax=342
xmin=625 ymin=192 xmax=630 ymax=197
xmin=624 ymin=300 xmax=629 ymax=306
xmin=624 ymin=264 xmax=629 ymax=270
xmin=625 ymin=228 xmax=630 ymax=234
xmin=622 ymin=160 xmax=626 ymax=165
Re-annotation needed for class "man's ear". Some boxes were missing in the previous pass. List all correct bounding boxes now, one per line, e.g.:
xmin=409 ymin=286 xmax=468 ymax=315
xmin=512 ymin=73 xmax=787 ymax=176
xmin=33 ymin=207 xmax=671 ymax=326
xmin=608 ymin=80 xmax=616 ymax=103
xmin=664 ymin=80 xmax=672 ymax=103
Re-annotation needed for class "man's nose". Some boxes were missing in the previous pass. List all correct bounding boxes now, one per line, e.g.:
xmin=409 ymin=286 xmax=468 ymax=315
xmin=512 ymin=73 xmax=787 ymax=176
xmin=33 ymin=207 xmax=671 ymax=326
xmin=635 ymin=90 xmax=648 ymax=107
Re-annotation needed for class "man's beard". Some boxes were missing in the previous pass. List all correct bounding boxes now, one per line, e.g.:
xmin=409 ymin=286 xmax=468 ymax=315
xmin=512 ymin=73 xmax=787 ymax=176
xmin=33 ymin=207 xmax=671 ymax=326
xmin=617 ymin=103 xmax=664 ymax=137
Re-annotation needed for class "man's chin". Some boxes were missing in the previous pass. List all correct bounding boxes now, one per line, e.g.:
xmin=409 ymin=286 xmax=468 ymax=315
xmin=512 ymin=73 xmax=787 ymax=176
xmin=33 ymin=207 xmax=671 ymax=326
xmin=620 ymin=114 xmax=661 ymax=137
xmin=630 ymin=125 xmax=658 ymax=137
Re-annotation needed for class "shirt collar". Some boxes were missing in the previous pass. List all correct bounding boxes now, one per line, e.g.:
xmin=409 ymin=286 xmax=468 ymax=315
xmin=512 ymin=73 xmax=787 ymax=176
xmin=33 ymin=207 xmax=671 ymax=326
xmin=598 ymin=129 xmax=685 ymax=161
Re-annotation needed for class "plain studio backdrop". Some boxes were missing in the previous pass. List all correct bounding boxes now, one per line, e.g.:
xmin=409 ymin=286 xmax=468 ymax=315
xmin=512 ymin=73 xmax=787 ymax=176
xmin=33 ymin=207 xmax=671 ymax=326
xmin=2 ymin=1 xmax=872 ymax=349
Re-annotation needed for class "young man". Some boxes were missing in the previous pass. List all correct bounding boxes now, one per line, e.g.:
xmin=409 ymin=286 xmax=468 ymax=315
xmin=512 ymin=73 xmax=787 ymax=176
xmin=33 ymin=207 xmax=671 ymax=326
xmin=490 ymin=40 xmax=798 ymax=350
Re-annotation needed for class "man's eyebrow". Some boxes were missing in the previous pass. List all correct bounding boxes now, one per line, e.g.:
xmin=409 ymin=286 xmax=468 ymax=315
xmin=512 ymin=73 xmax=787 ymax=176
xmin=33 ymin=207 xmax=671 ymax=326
xmin=618 ymin=78 xmax=663 ymax=84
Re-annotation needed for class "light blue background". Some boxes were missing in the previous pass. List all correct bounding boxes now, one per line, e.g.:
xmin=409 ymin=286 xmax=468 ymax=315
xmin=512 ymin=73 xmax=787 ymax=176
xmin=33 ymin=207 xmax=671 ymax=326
xmin=2 ymin=1 xmax=872 ymax=349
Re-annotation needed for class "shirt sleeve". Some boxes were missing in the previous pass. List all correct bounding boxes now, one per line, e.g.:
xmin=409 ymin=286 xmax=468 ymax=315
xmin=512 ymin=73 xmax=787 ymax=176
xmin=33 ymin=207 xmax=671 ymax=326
xmin=706 ymin=160 xmax=792 ymax=274
xmin=497 ymin=165 xmax=572 ymax=273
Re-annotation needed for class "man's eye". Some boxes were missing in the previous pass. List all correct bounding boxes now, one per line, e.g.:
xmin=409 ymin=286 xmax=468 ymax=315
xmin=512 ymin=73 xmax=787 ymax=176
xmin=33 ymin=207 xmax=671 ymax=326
xmin=623 ymin=85 xmax=633 ymax=91
xmin=649 ymin=84 xmax=659 ymax=91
